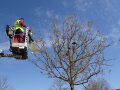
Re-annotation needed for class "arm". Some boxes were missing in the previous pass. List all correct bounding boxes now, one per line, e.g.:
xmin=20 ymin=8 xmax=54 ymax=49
xmin=20 ymin=20 xmax=27 ymax=27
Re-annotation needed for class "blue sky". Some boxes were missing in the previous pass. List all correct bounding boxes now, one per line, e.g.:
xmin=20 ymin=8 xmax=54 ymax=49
xmin=0 ymin=0 xmax=120 ymax=90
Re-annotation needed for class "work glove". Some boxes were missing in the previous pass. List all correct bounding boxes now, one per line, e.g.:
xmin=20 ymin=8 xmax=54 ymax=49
xmin=27 ymin=27 xmax=30 ymax=30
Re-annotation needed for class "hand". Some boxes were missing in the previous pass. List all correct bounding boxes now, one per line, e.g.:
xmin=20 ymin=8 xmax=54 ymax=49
xmin=27 ymin=27 xmax=29 ymax=30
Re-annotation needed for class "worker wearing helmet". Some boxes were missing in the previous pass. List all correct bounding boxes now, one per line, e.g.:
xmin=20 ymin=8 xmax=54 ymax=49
xmin=14 ymin=18 xmax=28 ymax=43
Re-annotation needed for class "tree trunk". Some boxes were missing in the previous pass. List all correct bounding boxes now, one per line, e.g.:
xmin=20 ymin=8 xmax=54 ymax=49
xmin=70 ymin=84 xmax=74 ymax=90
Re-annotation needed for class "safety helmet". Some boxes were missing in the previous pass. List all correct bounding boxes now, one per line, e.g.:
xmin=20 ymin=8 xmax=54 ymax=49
xmin=19 ymin=18 xmax=24 ymax=20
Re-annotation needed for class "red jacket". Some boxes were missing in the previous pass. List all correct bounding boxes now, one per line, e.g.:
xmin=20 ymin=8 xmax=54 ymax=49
xmin=20 ymin=20 xmax=26 ymax=27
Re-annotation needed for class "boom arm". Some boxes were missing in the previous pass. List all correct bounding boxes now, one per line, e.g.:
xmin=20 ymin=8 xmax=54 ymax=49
xmin=0 ymin=49 xmax=23 ymax=59
xmin=0 ymin=49 xmax=13 ymax=58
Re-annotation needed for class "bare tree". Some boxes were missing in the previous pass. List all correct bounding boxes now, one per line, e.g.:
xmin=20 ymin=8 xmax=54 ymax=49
xmin=0 ymin=77 xmax=15 ymax=90
xmin=49 ymin=79 xmax=69 ymax=90
xmin=31 ymin=15 xmax=112 ymax=90
xmin=83 ymin=78 xmax=111 ymax=90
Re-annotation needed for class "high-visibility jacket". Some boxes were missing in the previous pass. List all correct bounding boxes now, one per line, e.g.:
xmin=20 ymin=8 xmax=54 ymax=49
xmin=14 ymin=20 xmax=24 ymax=32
